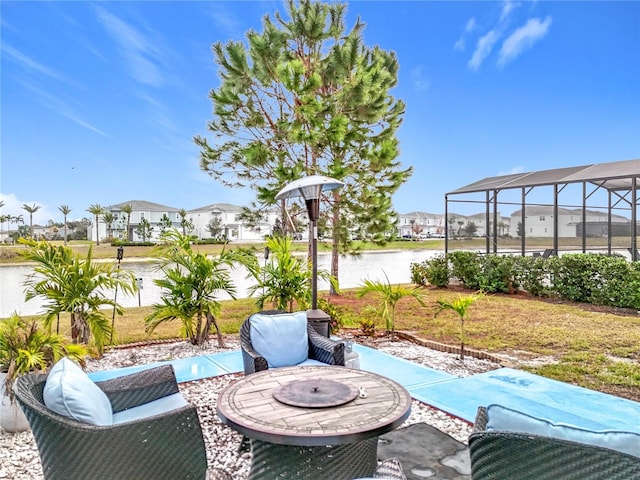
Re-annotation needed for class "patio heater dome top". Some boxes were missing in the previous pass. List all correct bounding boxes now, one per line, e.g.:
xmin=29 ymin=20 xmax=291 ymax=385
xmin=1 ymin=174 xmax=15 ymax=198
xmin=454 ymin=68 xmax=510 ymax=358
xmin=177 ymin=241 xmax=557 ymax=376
xmin=275 ymin=175 xmax=344 ymax=201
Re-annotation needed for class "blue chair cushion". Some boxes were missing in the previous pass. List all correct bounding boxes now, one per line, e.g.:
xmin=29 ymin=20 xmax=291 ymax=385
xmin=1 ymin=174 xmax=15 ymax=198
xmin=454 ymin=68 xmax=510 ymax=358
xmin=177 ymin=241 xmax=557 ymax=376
xmin=112 ymin=393 xmax=188 ymax=424
xmin=43 ymin=357 xmax=113 ymax=426
xmin=486 ymin=404 xmax=640 ymax=458
xmin=249 ymin=312 xmax=309 ymax=368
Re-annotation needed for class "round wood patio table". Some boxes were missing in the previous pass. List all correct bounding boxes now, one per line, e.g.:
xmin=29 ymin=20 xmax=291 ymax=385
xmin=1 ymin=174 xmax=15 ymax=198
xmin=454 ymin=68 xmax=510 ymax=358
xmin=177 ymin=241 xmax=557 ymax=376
xmin=217 ymin=365 xmax=412 ymax=480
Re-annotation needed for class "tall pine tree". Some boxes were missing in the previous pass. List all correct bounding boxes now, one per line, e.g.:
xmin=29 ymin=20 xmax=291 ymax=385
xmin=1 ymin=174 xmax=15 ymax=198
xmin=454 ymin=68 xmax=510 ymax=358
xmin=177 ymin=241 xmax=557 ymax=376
xmin=195 ymin=0 xmax=412 ymax=293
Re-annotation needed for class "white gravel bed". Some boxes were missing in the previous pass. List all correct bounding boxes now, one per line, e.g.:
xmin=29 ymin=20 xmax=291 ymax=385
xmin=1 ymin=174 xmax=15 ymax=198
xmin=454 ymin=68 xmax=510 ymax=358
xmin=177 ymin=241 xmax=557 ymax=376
xmin=0 ymin=335 xmax=501 ymax=480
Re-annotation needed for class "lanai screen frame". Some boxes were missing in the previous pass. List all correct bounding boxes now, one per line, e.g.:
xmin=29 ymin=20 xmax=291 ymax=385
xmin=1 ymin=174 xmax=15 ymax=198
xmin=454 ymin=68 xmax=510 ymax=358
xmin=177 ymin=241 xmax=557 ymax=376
xmin=444 ymin=158 xmax=639 ymax=260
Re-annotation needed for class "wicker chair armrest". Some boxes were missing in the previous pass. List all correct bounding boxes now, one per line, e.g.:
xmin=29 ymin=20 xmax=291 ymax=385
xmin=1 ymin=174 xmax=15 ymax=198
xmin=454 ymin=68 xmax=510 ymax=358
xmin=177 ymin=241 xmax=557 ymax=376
xmin=468 ymin=407 xmax=640 ymax=480
xmin=308 ymin=326 xmax=345 ymax=365
xmin=96 ymin=364 xmax=180 ymax=413
xmin=241 ymin=345 xmax=269 ymax=374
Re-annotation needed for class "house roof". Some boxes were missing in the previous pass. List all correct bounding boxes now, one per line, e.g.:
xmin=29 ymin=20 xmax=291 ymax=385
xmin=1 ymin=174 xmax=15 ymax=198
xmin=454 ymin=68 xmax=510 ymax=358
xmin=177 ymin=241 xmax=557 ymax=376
xmin=447 ymin=158 xmax=639 ymax=195
xmin=108 ymin=200 xmax=181 ymax=212
xmin=189 ymin=203 xmax=243 ymax=213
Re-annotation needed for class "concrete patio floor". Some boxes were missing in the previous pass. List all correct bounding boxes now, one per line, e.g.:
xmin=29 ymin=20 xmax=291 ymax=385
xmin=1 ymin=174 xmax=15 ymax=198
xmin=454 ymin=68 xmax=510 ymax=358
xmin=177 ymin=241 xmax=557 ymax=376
xmin=88 ymin=342 xmax=640 ymax=433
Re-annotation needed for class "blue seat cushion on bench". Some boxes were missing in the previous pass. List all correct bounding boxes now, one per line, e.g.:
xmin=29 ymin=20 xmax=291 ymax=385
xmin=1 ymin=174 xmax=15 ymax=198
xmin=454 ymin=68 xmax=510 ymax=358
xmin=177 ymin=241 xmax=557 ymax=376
xmin=112 ymin=393 xmax=189 ymax=424
xmin=486 ymin=404 xmax=640 ymax=458
xmin=250 ymin=311 xmax=309 ymax=368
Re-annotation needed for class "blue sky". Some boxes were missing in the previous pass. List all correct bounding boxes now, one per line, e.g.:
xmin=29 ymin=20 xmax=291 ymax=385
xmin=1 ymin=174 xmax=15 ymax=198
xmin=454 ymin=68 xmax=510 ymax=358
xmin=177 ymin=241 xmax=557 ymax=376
xmin=2 ymin=1 xmax=639 ymax=225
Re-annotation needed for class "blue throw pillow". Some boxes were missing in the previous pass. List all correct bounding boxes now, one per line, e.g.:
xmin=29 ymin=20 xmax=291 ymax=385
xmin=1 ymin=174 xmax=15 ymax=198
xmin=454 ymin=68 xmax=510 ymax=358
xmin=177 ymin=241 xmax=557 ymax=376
xmin=43 ymin=357 xmax=113 ymax=426
xmin=486 ymin=404 xmax=640 ymax=458
xmin=249 ymin=312 xmax=309 ymax=368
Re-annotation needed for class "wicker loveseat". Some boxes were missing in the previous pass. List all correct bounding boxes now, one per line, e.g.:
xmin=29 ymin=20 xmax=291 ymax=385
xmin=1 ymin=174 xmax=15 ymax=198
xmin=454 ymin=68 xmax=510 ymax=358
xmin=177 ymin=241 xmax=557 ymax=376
xmin=240 ymin=310 xmax=345 ymax=374
xmin=469 ymin=406 xmax=640 ymax=480
xmin=15 ymin=363 xmax=209 ymax=480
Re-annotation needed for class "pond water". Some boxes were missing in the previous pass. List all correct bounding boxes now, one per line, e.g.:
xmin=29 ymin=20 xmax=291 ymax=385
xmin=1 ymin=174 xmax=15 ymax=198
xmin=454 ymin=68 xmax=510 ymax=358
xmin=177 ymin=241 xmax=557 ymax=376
xmin=0 ymin=250 xmax=441 ymax=318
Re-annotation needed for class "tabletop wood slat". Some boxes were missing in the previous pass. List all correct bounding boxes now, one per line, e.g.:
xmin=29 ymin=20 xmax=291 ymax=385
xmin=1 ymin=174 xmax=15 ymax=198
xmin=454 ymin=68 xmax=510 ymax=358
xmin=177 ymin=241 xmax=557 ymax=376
xmin=217 ymin=365 xmax=412 ymax=447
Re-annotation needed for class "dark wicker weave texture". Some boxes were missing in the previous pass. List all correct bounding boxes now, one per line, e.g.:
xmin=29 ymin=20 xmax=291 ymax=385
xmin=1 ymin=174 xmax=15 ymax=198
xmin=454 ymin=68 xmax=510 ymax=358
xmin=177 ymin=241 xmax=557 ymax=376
xmin=15 ymin=365 xmax=209 ymax=480
xmin=468 ymin=406 xmax=640 ymax=480
xmin=240 ymin=310 xmax=345 ymax=374
xmin=249 ymin=437 xmax=378 ymax=480
xmin=374 ymin=458 xmax=407 ymax=479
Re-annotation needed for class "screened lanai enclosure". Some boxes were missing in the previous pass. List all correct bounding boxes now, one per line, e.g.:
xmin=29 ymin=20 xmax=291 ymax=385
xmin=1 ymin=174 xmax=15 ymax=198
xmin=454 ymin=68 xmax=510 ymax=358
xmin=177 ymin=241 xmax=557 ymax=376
xmin=445 ymin=158 xmax=639 ymax=260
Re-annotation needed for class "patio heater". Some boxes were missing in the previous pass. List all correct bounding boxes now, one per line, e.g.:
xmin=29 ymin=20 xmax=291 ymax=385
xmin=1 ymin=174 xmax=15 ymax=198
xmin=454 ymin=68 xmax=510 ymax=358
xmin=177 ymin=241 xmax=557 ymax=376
xmin=275 ymin=175 xmax=344 ymax=337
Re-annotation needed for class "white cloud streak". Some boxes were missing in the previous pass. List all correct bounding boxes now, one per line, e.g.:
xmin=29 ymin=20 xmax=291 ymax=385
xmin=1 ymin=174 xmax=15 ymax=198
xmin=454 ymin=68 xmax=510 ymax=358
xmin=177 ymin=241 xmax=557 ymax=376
xmin=454 ymin=17 xmax=477 ymax=51
xmin=468 ymin=30 xmax=500 ymax=71
xmin=2 ymin=43 xmax=72 ymax=84
xmin=498 ymin=16 xmax=553 ymax=68
xmin=411 ymin=66 xmax=430 ymax=92
xmin=500 ymin=0 xmax=520 ymax=22
xmin=94 ymin=6 xmax=164 ymax=88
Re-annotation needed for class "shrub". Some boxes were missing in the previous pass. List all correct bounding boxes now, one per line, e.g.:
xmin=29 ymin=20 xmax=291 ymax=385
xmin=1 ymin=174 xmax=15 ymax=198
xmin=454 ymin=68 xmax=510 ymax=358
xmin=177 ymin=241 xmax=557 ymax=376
xmin=318 ymin=298 xmax=344 ymax=333
xmin=516 ymin=256 xmax=551 ymax=297
xmin=476 ymin=254 xmax=519 ymax=294
xmin=410 ymin=255 xmax=449 ymax=288
xmin=448 ymin=251 xmax=481 ymax=289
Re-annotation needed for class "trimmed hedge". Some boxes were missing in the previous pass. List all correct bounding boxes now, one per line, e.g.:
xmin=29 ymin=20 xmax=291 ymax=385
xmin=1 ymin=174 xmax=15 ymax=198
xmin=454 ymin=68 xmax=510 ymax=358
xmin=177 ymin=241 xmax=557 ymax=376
xmin=410 ymin=252 xmax=640 ymax=309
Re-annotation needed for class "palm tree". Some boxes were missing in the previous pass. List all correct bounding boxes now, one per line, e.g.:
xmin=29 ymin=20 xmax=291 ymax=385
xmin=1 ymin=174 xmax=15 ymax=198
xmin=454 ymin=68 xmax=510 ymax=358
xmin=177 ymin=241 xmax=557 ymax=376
xmin=19 ymin=239 xmax=137 ymax=352
xmin=356 ymin=272 xmax=426 ymax=339
xmin=21 ymin=203 xmax=41 ymax=238
xmin=87 ymin=204 xmax=104 ymax=245
xmin=58 ymin=205 xmax=72 ymax=246
xmin=435 ymin=294 xmax=481 ymax=361
xmin=178 ymin=208 xmax=193 ymax=236
xmin=246 ymin=235 xmax=337 ymax=313
xmin=102 ymin=212 xmax=115 ymax=239
xmin=145 ymin=230 xmax=253 ymax=347
xmin=121 ymin=204 xmax=133 ymax=241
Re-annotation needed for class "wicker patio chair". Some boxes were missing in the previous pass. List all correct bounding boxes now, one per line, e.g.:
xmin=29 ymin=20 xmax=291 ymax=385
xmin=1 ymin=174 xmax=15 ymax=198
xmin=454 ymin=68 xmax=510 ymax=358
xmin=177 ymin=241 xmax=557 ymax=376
xmin=14 ymin=364 xmax=211 ymax=480
xmin=240 ymin=310 xmax=345 ymax=374
xmin=468 ymin=406 xmax=640 ymax=480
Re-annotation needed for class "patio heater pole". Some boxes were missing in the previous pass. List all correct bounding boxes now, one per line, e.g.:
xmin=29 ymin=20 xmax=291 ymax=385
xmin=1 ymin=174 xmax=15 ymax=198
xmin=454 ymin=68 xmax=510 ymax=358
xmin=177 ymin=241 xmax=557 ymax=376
xmin=275 ymin=175 xmax=344 ymax=337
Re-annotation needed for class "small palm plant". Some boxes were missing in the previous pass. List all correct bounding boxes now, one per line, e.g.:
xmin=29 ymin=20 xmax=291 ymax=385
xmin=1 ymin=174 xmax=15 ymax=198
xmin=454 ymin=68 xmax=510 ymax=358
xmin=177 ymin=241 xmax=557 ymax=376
xmin=0 ymin=313 xmax=87 ymax=401
xmin=356 ymin=272 xmax=426 ymax=340
xmin=19 ymin=239 xmax=137 ymax=353
xmin=435 ymin=294 xmax=481 ymax=361
xmin=247 ymin=235 xmax=337 ymax=312
xmin=146 ymin=230 xmax=254 ymax=347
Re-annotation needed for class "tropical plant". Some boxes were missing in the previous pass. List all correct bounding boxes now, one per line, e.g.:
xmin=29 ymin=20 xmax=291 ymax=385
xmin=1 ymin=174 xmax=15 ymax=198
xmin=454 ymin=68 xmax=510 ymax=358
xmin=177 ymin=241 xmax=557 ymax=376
xmin=0 ymin=313 xmax=87 ymax=400
xmin=102 ymin=212 xmax=116 ymax=239
xmin=58 ymin=205 xmax=72 ymax=245
xmin=121 ymin=204 xmax=133 ymax=241
xmin=195 ymin=0 xmax=412 ymax=294
xmin=21 ymin=203 xmax=41 ymax=238
xmin=356 ymin=272 xmax=426 ymax=339
xmin=206 ymin=217 xmax=224 ymax=240
xmin=135 ymin=217 xmax=153 ymax=242
xmin=178 ymin=209 xmax=194 ymax=236
xmin=145 ymin=230 xmax=253 ymax=347
xmin=435 ymin=294 xmax=481 ymax=361
xmin=19 ymin=239 xmax=137 ymax=353
xmin=246 ymin=235 xmax=337 ymax=312
xmin=87 ymin=203 xmax=104 ymax=245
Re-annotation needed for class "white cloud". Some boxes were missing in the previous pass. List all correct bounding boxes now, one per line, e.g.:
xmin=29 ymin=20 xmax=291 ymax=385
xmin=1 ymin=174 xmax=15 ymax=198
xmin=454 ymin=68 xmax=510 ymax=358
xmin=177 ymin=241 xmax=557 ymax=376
xmin=498 ymin=16 xmax=552 ymax=68
xmin=411 ymin=66 xmax=430 ymax=92
xmin=454 ymin=17 xmax=477 ymax=51
xmin=20 ymin=81 xmax=109 ymax=137
xmin=94 ymin=6 xmax=164 ymax=88
xmin=2 ymin=43 xmax=72 ymax=84
xmin=498 ymin=165 xmax=527 ymax=175
xmin=500 ymin=0 xmax=520 ymax=22
xmin=0 ymin=193 xmax=55 ymax=226
xmin=468 ymin=30 xmax=500 ymax=71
